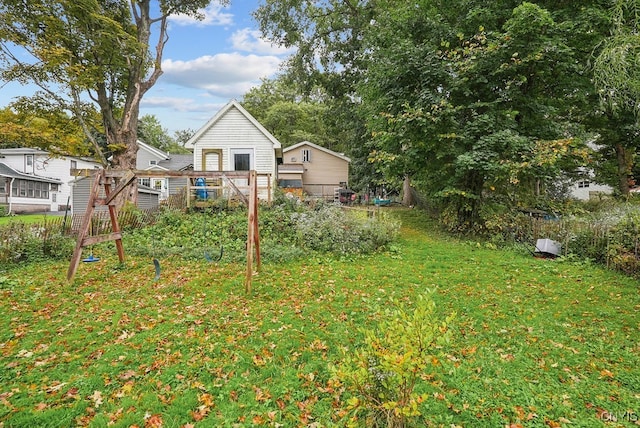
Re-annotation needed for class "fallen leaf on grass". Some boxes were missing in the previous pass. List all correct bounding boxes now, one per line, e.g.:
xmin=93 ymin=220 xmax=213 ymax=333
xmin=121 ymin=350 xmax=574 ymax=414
xmin=144 ymin=413 xmax=163 ymax=428
xmin=254 ymin=387 xmax=272 ymax=402
xmin=599 ymin=369 xmax=614 ymax=378
xmin=89 ymin=390 xmax=103 ymax=407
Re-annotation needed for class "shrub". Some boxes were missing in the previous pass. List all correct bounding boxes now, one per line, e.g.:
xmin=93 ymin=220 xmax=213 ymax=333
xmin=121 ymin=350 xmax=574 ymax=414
xmin=122 ymin=202 xmax=400 ymax=263
xmin=292 ymin=203 xmax=400 ymax=256
xmin=331 ymin=294 xmax=455 ymax=427
xmin=0 ymin=220 xmax=74 ymax=265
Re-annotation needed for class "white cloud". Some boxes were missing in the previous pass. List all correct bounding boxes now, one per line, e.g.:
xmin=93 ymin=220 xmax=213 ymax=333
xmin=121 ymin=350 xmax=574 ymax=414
xmin=140 ymin=96 xmax=219 ymax=113
xmin=169 ymin=3 xmax=234 ymax=27
xmin=230 ymin=28 xmax=295 ymax=55
xmin=161 ymin=53 xmax=283 ymax=97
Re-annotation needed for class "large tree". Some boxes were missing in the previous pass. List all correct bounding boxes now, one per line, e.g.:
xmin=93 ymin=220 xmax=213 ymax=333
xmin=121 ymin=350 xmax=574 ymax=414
xmin=0 ymin=0 xmax=226 ymax=168
xmin=592 ymin=0 xmax=640 ymax=194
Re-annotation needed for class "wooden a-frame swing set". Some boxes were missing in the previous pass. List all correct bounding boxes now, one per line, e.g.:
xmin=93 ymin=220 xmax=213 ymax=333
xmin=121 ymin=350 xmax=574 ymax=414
xmin=67 ymin=168 xmax=261 ymax=293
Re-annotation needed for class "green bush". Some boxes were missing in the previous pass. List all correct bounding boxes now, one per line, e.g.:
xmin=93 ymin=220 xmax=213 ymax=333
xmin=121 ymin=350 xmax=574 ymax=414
xmin=124 ymin=202 xmax=400 ymax=263
xmin=0 ymin=221 xmax=74 ymax=265
xmin=331 ymin=294 xmax=455 ymax=427
xmin=292 ymin=203 xmax=400 ymax=256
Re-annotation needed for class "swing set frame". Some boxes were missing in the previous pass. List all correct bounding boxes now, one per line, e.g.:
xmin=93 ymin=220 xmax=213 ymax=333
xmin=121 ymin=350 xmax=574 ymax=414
xmin=67 ymin=168 xmax=262 ymax=293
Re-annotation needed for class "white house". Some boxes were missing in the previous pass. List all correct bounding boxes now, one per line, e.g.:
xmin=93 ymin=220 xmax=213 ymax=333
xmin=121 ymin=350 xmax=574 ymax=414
xmin=0 ymin=148 xmax=101 ymax=213
xmin=185 ymin=100 xmax=282 ymax=200
xmin=135 ymin=140 xmax=192 ymax=200
xmin=568 ymin=166 xmax=613 ymax=201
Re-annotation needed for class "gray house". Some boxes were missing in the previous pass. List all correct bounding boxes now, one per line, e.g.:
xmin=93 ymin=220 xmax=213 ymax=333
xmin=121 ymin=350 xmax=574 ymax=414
xmin=135 ymin=141 xmax=193 ymax=200
xmin=71 ymin=175 xmax=160 ymax=215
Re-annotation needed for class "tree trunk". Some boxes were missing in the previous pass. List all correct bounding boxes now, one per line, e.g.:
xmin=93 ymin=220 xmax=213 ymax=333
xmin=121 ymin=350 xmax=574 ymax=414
xmin=615 ymin=143 xmax=630 ymax=196
xmin=402 ymin=175 xmax=416 ymax=206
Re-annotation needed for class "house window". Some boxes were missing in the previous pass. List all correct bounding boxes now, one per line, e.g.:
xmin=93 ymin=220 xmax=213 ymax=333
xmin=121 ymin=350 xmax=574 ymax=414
xmin=230 ymin=149 xmax=254 ymax=171
xmin=139 ymin=178 xmax=151 ymax=187
xmin=577 ymin=180 xmax=590 ymax=188
xmin=26 ymin=155 xmax=33 ymax=167
xmin=302 ymin=149 xmax=311 ymax=163
xmin=11 ymin=180 xmax=49 ymax=199
xmin=149 ymin=160 xmax=157 ymax=166
xmin=234 ymin=153 xmax=251 ymax=171
xmin=70 ymin=160 xmax=77 ymax=169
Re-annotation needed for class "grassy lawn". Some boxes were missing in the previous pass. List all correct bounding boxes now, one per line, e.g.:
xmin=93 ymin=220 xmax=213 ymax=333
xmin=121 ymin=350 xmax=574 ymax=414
xmin=0 ymin=208 xmax=638 ymax=427
xmin=0 ymin=213 xmax=64 ymax=226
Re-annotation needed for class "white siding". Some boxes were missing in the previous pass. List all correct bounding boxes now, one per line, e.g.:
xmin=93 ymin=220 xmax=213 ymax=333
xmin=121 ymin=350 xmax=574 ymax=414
xmin=1 ymin=151 xmax=101 ymax=211
xmin=193 ymin=107 xmax=277 ymax=177
xmin=191 ymin=104 xmax=279 ymax=200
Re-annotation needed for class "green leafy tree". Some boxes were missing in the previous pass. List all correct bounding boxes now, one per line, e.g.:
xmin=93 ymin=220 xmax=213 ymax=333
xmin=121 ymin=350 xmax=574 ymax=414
xmin=174 ymin=128 xmax=196 ymax=149
xmin=360 ymin=1 xmax=603 ymax=229
xmin=0 ymin=0 xmax=227 ymax=168
xmin=138 ymin=114 xmax=188 ymax=154
xmin=0 ymin=103 xmax=90 ymax=155
xmin=592 ymin=0 xmax=640 ymax=194
xmin=253 ymin=1 xmax=378 ymax=190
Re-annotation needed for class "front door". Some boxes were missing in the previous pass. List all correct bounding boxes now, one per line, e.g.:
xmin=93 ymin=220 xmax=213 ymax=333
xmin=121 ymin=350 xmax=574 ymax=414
xmin=151 ymin=178 xmax=167 ymax=200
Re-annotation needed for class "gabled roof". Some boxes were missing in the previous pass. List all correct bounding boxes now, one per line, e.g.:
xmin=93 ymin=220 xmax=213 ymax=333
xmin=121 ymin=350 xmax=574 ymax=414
xmin=161 ymin=154 xmax=193 ymax=171
xmin=284 ymin=141 xmax=351 ymax=163
xmin=0 ymin=148 xmax=48 ymax=156
xmin=137 ymin=140 xmax=170 ymax=161
xmin=0 ymin=147 xmax=101 ymax=164
xmin=0 ymin=162 xmax=62 ymax=183
xmin=185 ymin=99 xmax=282 ymax=150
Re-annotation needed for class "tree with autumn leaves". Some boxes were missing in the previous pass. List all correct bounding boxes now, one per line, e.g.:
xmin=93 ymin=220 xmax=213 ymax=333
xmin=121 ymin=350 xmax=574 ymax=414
xmin=0 ymin=0 xmax=227 ymax=168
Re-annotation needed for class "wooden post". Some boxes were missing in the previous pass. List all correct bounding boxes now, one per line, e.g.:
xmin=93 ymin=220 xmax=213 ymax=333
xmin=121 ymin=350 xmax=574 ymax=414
xmin=103 ymin=176 xmax=126 ymax=264
xmin=67 ymin=169 xmax=103 ymax=281
xmin=245 ymin=170 xmax=261 ymax=293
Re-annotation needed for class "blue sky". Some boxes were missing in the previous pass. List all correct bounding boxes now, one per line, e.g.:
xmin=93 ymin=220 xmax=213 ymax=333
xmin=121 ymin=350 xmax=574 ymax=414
xmin=0 ymin=2 xmax=292 ymax=135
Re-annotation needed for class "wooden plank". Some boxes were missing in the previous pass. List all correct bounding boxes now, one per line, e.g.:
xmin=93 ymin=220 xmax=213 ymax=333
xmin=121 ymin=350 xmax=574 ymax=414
xmin=244 ymin=170 xmax=262 ymax=293
xmin=104 ymin=179 xmax=125 ymax=263
xmin=103 ymin=170 xmax=136 ymax=206
xmin=109 ymin=170 xmax=255 ymax=179
xmin=222 ymin=174 xmax=249 ymax=205
xmin=252 ymin=172 xmax=261 ymax=271
xmin=82 ymin=232 xmax=123 ymax=246
xmin=67 ymin=169 xmax=103 ymax=281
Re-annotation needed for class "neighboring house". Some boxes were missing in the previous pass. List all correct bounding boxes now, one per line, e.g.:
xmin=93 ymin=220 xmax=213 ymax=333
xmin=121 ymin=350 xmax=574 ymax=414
xmin=568 ymin=167 xmax=613 ymax=201
xmin=567 ymin=142 xmax=613 ymax=201
xmin=0 ymin=163 xmax=62 ymax=214
xmin=71 ymin=175 xmax=160 ymax=215
xmin=135 ymin=140 xmax=192 ymax=200
xmin=0 ymin=148 xmax=101 ymax=214
xmin=281 ymin=141 xmax=351 ymax=200
xmin=570 ymin=179 xmax=613 ymax=201
xmin=185 ymin=99 xmax=282 ymax=200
